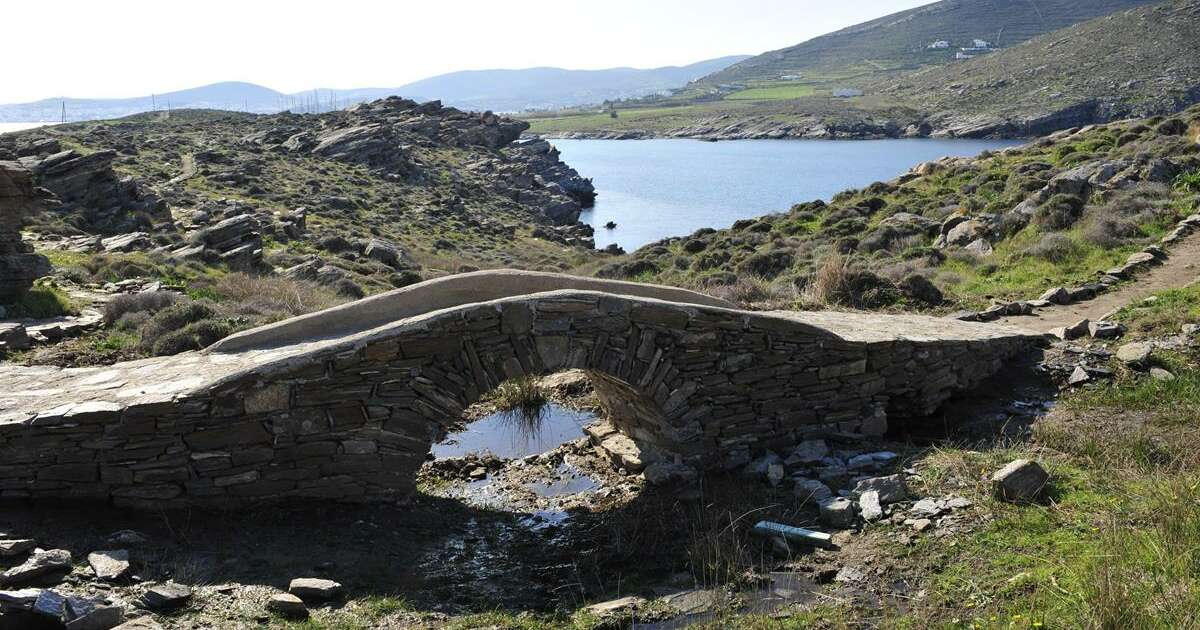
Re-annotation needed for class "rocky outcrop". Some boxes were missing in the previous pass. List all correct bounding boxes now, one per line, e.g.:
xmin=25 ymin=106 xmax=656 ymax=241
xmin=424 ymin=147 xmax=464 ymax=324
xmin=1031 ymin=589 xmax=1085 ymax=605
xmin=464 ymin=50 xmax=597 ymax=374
xmin=0 ymin=162 xmax=51 ymax=303
xmin=175 ymin=214 xmax=263 ymax=269
xmin=19 ymin=150 xmax=165 ymax=234
xmin=243 ymin=98 xmax=595 ymax=228
xmin=506 ymin=139 xmax=596 ymax=208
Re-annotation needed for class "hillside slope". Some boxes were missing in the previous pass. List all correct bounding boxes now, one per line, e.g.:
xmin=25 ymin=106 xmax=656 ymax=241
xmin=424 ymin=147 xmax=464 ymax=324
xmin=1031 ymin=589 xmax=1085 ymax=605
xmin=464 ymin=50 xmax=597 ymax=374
xmin=880 ymin=0 xmax=1200 ymax=136
xmin=0 ymin=57 xmax=749 ymax=123
xmin=0 ymin=82 xmax=287 ymax=122
xmin=0 ymin=99 xmax=606 ymax=297
xmin=701 ymin=0 xmax=1157 ymax=87
xmin=528 ymin=0 xmax=1200 ymax=140
xmin=389 ymin=57 xmax=751 ymax=113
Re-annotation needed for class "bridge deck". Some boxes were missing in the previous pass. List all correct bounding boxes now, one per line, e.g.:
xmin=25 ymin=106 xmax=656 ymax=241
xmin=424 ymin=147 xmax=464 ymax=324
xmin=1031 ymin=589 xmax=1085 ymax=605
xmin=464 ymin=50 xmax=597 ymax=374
xmin=1 ymin=289 xmax=1038 ymax=426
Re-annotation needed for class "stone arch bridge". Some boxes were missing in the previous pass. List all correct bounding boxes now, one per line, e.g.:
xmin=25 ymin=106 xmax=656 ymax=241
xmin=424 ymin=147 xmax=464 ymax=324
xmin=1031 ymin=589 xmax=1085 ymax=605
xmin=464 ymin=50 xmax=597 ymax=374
xmin=0 ymin=271 xmax=1041 ymax=508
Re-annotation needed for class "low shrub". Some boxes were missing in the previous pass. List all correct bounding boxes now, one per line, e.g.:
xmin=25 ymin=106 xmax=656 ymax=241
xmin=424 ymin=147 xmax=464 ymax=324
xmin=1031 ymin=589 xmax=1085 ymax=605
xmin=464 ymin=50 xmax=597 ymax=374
xmin=1033 ymin=193 xmax=1083 ymax=230
xmin=805 ymin=255 xmax=899 ymax=309
xmin=103 ymin=291 xmax=180 ymax=325
xmin=1026 ymin=233 xmax=1082 ymax=263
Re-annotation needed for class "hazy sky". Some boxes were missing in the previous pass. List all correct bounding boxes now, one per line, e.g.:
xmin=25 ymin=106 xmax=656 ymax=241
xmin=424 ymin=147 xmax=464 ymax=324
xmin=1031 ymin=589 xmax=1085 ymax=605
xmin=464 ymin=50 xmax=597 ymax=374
xmin=6 ymin=0 xmax=936 ymax=103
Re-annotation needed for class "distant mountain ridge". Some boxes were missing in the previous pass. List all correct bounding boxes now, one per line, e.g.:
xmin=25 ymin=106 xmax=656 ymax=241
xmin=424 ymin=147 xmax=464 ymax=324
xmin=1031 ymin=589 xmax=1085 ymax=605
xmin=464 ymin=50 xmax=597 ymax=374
xmin=698 ymin=0 xmax=1160 ymax=87
xmin=0 ymin=56 xmax=749 ymax=123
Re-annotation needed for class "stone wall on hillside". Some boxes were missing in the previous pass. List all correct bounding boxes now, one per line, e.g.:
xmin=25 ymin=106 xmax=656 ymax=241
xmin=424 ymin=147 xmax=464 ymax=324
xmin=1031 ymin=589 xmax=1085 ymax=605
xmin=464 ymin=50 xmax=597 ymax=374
xmin=0 ymin=286 xmax=1038 ymax=509
xmin=0 ymin=161 xmax=51 ymax=303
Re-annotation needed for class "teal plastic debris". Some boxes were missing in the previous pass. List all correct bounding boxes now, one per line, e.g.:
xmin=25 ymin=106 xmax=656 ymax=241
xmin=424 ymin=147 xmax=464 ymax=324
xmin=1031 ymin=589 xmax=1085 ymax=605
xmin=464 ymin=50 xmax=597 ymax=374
xmin=751 ymin=521 xmax=834 ymax=548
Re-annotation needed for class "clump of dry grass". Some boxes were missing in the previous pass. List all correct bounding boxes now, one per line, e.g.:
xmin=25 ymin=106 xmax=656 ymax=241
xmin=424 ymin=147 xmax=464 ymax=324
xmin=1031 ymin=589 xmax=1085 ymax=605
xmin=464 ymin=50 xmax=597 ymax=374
xmin=213 ymin=273 xmax=345 ymax=322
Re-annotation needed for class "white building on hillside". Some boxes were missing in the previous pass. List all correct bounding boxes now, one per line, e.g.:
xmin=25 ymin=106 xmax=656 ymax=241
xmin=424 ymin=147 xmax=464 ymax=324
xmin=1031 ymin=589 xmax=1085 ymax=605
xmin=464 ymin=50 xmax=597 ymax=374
xmin=928 ymin=40 xmax=951 ymax=49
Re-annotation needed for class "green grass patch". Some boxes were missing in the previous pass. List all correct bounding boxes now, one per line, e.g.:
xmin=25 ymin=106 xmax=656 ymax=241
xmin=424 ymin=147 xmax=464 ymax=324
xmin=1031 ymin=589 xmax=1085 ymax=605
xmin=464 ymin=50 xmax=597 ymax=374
xmin=1114 ymin=284 xmax=1200 ymax=336
xmin=1063 ymin=357 xmax=1200 ymax=426
xmin=725 ymin=84 xmax=817 ymax=101
xmin=5 ymin=284 xmax=77 ymax=319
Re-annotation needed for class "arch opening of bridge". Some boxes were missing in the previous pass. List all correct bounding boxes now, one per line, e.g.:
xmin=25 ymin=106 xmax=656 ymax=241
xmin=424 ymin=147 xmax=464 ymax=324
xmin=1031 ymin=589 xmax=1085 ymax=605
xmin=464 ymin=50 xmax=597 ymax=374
xmin=0 ymin=271 xmax=1042 ymax=508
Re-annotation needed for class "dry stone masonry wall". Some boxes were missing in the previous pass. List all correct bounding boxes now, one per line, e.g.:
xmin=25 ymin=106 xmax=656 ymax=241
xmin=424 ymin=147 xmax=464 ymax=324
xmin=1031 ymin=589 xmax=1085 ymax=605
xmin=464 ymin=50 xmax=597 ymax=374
xmin=0 ymin=272 xmax=1040 ymax=509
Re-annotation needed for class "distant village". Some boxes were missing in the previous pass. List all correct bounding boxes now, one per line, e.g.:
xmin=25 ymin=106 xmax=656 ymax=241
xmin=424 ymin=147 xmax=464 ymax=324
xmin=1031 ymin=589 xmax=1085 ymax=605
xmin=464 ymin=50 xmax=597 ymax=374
xmin=928 ymin=38 xmax=998 ymax=60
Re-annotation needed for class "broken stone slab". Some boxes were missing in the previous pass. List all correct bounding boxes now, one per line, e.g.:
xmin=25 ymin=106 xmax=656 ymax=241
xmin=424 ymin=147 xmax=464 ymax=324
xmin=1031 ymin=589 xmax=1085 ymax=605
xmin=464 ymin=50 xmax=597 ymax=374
xmin=0 ymin=549 xmax=72 ymax=586
xmin=1056 ymin=319 xmax=1091 ymax=341
xmin=288 ymin=578 xmax=342 ymax=601
xmin=0 ymin=539 xmax=36 ymax=558
xmin=859 ymin=490 xmax=884 ymax=522
xmin=1068 ymin=366 xmax=1092 ymax=386
xmin=991 ymin=459 xmax=1049 ymax=504
xmin=585 ymin=595 xmax=646 ymax=617
xmin=0 ymin=588 xmax=42 ymax=609
xmin=87 ymin=550 xmax=130 ymax=581
xmin=267 ymin=593 xmax=308 ymax=618
xmin=1038 ymin=287 xmax=1072 ymax=305
xmin=101 ymin=232 xmax=152 ymax=253
xmin=819 ymin=497 xmax=856 ymax=529
xmin=139 ymin=581 xmax=192 ymax=610
xmin=1115 ymin=342 xmax=1153 ymax=368
xmin=852 ymin=474 xmax=908 ymax=504
xmin=65 ymin=602 xmax=125 ymax=630
xmin=32 ymin=588 xmax=67 ymax=619
xmin=1088 ymin=321 xmax=1125 ymax=339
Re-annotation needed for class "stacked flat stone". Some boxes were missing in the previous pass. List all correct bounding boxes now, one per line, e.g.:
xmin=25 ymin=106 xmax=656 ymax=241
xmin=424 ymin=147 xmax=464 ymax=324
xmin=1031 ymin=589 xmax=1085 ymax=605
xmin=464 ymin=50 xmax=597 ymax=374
xmin=0 ymin=272 xmax=1040 ymax=509
xmin=0 ymin=161 xmax=51 ymax=303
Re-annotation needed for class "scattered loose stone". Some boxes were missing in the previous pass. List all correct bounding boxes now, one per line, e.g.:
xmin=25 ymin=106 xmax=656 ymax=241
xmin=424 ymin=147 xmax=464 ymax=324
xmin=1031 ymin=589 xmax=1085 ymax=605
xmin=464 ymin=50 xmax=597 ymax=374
xmin=87 ymin=550 xmax=130 ymax=581
xmin=786 ymin=440 xmax=829 ymax=466
xmin=139 ymin=581 xmax=192 ymax=610
xmin=834 ymin=566 xmax=865 ymax=583
xmin=1088 ymin=320 xmax=1125 ymax=339
xmin=0 ymin=549 xmax=73 ymax=586
xmin=819 ymin=497 xmax=856 ymax=529
xmin=111 ymin=617 xmax=164 ymax=630
xmin=1115 ymin=342 xmax=1153 ymax=368
xmin=859 ymin=490 xmax=884 ymax=522
xmin=288 ymin=577 xmax=343 ymax=601
xmin=1053 ymin=319 xmax=1091 ymax=341
xmin=912 ymin=518 xmax=934 ymax=532
xmin=1038 ymin=287 xmax=1072 ymax=305
xmin=1150 ymin=368 xmax=1176 ymax=381
xmin=1068 ymin=366 xmax=1092 ymax=386
xmin=766 ymin=463 xmax=786 ymax=487
xmin=106 ymin=531 xmax=148 ymax=547
xmin=852 ymin=474 xmax=908 ymax=504
xmin=267 ymin=593 xmax=308 ymax=618
xmin=794 ymin=479 xmax=833 ymax=503
xmin=991 ymin=459 xmax=1049 ymax=504
xmin=65 ymin=603 xmax=125 ymax=630
xmin=0 ymin=539 xmax=36 ymax=558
